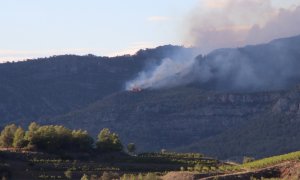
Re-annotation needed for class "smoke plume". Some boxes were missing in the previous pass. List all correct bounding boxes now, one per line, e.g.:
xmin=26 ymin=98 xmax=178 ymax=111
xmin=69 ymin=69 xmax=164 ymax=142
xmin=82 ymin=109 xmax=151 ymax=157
xmin=126 ymin=57 xmax=198 ymax=90
xmin=126 ymin=0 xmax=300 ymax=91
xmin=185 ymin=0 xmax=300 ymax=53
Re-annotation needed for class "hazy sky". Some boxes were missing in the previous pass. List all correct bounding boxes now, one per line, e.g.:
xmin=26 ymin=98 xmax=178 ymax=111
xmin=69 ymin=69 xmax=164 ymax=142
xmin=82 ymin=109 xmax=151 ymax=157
xmin=0 ymin=0 xmax=299 ymax=62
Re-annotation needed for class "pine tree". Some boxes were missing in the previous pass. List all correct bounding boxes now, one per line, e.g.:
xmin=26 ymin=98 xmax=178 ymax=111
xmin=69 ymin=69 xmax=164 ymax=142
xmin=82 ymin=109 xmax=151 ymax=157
xmin=80 ymin=174 xmax=89 ymax=180
xmin=13 ymin=127 xmax=26 ymax=148
xmin=0 ymin=124 xmax=17 ymax=148
xmin=96 ymin=128 xmax=122 ymax=152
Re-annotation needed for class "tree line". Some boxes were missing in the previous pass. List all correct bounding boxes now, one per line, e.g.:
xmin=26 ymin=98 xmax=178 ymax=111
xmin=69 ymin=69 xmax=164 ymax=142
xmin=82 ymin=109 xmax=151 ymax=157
xmin=0 ymin=122 xmax=123 ymax=153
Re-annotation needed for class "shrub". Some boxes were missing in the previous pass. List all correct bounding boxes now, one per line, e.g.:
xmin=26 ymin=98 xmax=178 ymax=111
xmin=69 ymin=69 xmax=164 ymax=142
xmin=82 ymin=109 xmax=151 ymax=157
xmin=127 ymin=143 xmax=136 ymax=154
xmin=64 ymin=169 xmax=73 ymax=179
xmin=243 ymin=156 xmax=255 ymax=164
xmin=81 ymin=174 xmax=89 ymax=180
xmin=101 ymin=171 xmax=118 ymax=180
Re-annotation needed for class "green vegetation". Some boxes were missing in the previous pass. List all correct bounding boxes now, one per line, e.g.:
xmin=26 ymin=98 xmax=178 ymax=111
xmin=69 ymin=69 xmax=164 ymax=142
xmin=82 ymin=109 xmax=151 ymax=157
xmin=64 ymin=168 xmax=73 ymax=179
xmin=13 ymin=127 xmax=26 ymax=148
xmin=0 ymin=122 xmax=123 ymax=154
xmin=121 ymin=172 xmax=161 ymax=180
xmin=1 ymin=145 xmax=300 ymax=179
xmin=96 ymin=128 xmax=123 ymax=152
xmin=133 ymin=152 xmax=216 ymax=167
xmin=0 ymin=124 xmax=17 ymax=148
xmin=80 ymin=174 xmax=89 ymax=180
xmin=210 ymin=150 xmax=300 ymax=177
xmin=127 ymin=143 xmax=136 ymax=154
xmin=241 ymin=151 xmax=300 ymax=169
xmin=1 ymin=39 xmax=300 ymax=161
xmin=243 ymin=156 xmax=256 ymax=164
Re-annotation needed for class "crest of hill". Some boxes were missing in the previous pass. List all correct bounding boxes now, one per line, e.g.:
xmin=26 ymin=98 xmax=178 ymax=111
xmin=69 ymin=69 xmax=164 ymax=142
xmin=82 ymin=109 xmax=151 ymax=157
xmin=0 ymin=45 xmax=193 ymax=126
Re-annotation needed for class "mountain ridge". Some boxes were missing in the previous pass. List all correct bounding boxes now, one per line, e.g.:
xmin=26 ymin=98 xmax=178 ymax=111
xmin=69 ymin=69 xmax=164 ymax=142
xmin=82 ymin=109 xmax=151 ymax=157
xmin=1 ymin=35 xmax=300 ymax=160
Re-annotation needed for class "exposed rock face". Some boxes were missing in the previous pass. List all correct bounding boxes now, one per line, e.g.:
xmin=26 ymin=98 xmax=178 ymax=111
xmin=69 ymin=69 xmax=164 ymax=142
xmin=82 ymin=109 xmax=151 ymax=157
xmin=47 ymin=86 xmax=300 ymax=160
xmin=272 ymin=86 xmax=300 ymax=114
xmin=178 ymin=86 xmax=300 ymax=160
xmin=51 ymin=88 xmax=282 ymax=153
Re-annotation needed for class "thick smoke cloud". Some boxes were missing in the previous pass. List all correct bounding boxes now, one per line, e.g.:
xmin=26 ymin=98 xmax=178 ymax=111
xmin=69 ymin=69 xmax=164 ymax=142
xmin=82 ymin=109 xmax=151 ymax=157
xmin=246 ymin=6 xmax=300 ymax=45
xmin=126 ymin=57 xmax=198 ymax=90
xmin=126 ymin=0 xmax=300 ymax=91
xmin=126 ymin=38 xmax=300 ymax=92
xmin=185 ymin=0 xmax=300 ymax=53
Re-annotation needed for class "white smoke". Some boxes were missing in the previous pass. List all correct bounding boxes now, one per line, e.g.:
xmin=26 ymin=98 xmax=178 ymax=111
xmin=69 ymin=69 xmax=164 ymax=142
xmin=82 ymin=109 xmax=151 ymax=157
xmin=126 ymin=0 xmax=300 ymax=91
xmin=126 ymin=57 xmax=197 ymax=90
xmin=185 ymin=0 xmax=300 ymax=53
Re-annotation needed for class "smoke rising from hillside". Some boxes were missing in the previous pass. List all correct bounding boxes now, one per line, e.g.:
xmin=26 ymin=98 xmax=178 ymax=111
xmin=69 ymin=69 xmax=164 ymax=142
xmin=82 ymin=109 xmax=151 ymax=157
xmin=126 ymin=39 xmax=300 ymax=91
xmin=126 ymin=57 xmax=198 ymax=90
xmin=126 ymin=1 xmax=300 ymax=91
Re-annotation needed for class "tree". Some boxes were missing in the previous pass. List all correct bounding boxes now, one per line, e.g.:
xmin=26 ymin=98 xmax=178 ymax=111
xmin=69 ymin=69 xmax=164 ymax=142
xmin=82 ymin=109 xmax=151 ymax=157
xmin=0 ymin=124 xmax=17 ymax=148
xmin=97 ymin=128 xmax=111 ymax=142
xmin=23 ymin=122 xmax=95 ymax=153
xmin=101 ymin=171 xmax=113 ymax=180
xmin=80 ymin=174 xmax=89 ymax=180
xmin=72 ymin=130 xmax=94 ymax=152
xmin=25 ymin=122 xmax=39 ymax=142
xmin=28 ymin=125 xmax=73 ymax=152
xmin=96 ymin=128 xmax=122 ymax=152
xmin=13 ymin=127 xmax=27 ymax=148
xmin=64 ymin=169 xmax=73 ymax=179
xmin=243 ymin=156 xmax=255 ymax=164
xmin=127 ymin=143 xmax=136 ymax=154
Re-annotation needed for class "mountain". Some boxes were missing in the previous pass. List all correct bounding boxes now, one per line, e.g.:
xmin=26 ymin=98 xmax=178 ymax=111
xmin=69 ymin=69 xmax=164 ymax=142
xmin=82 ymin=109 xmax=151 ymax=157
xmin=0 ymin=45 xmax=193 ymax=126
xmin=179 ymin=85 xmax=300 ymax=160
xmin=194 ymin=34 xmax=300 ymax=92
xmin=50 ymin=87 xmax=281 ymax=153
xmin=46 ymin=35 xmax=300 ymax=160
xmin=1 ymin=35 xmax=300 ymax=160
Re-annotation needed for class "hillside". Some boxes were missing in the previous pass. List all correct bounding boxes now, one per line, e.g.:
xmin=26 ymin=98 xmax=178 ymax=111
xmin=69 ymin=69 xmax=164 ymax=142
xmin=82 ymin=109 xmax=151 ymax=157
xmin=49 ymin=35 xmax=300 ymax=160
xmin=1 ymin=35 xmax=300 ymax=160
xmin=163 ymin=150 xmax=300 ymax=179
xmin=0 ymin=45 xmax=193 ymax=126
xmin=2 ymin=146 xmax=300 ymax=179
xmin=50 ymin=87 xmax=281 ymax=156
xmin=179 ymin=85 xmax=300 ymax=160
xmin=0 ymin=149 xmax=221 ymax=180
xmin=50 ymin=84 xmax=300 ymax=160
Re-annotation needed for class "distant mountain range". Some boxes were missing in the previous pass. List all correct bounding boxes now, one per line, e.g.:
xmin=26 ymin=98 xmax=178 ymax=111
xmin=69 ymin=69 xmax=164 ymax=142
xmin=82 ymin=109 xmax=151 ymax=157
xmin=1 ymin=35 xmax=300 ymax=160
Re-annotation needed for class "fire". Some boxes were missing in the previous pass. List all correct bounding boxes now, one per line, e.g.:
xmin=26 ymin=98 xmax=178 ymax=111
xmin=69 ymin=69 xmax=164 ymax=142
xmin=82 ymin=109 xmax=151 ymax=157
xmin=130 ymin=86 xmax=142 ymax=92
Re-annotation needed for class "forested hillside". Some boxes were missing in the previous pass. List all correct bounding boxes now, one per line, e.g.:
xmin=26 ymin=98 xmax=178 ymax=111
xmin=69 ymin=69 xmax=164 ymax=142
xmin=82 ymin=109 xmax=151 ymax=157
xmin=179 ymin=85 xmax=300 ymax=160
xmin=50 ymin=87 xmax=281 ymax=157
xmin=1 ymin=35 xmax=300 ymax=160
xmin=0 ymin=45 xmax=192 ymax=125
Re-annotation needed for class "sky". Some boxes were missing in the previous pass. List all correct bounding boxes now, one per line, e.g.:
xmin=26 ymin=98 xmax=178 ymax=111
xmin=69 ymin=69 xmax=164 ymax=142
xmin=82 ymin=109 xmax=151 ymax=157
xmin=0 ymin=0 xmax=300 ymax=62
